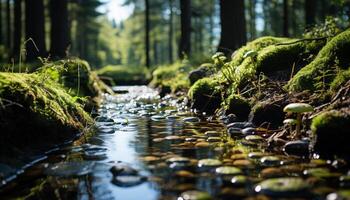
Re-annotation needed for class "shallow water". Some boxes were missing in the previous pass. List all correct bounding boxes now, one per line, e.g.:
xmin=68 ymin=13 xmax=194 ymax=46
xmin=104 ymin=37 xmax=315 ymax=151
xmin=1 ymin=86 xmax=350 ymax=200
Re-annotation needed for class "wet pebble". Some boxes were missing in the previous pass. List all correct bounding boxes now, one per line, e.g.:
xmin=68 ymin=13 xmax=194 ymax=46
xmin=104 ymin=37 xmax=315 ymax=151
xmin=215 ymin=166 xmax=242 ymax=175
xmin=227 ymin=127 xmax=242 ymax=137
xmin=95 ymin=116 xmax=114 ymax=123
xmin=241 ymin=127 xmax=257 ymax=135
xmin=231 ymin=175 xmax=249 ymax=186
xmin=260 ymin=156 xmax=282 ymax=167
xmin=206 ymin=137 xmax=221 ymax=143
xmin=261 ymin=167 xmax=285 ymax=178
xmin=110 ymin=164 xmax=138 ymax=176
xmin=178 ymin=190 xmax=212 ymax=200
xmin=45 ymin=161 xmax=94 ymax=177
xmin=283 ymin=140 xmax=309 ymax=157
xmin=198 ymin=159 xmax=222 ymax=168
xmin=255 ymin=177 xmax=310 ymax=197
xmin=327 ymin=190 xmax=350 ymax=200
xmin=183 ymin=117 xmax=200 ymax=123
xmin=204 ymin=131 xmax=221 ymax=137
xmin=244 ymin=135 xmax=264 ymax=143
xmin=151 ymin=115 xmax=166 ymax=121
xmin=195 ymin=142 xmax=210 ymax=148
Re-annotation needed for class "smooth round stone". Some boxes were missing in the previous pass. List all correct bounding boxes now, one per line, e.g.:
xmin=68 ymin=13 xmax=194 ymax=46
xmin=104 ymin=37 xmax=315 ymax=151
xmin=340 ymin=176 xmax=350 ymax=188
xmin=215 ymin=166 xmax=242 ymax=175
xmin=98 ymin=128 xmax=115 ymax=134
xmin=151 ymin=115 xmax=166 ymax=121
xmin=83 ymin=151 xmax=107 ymax=160
xmin=283 ymin=140 xmax=309 ymax=156
xmin=261 ymin=167 xmax=285 ymax=178
xmin=231 ymin=175 xmax=249 ymax=186
xmin=166 ymin=157 xmax=191 ymax=164
xmin=178 ymin=190 xmax=212 ymax=200
xmin=227 ymin=122 xmax=253 ymax=129
xmin=233 ymin=159 xmax=253 ymax=168
xmin=260 ymin=156 xmax=282 ymax=166
xmin=241 ymin=127 xmax=258 ymax=135
xmin=207 ymin=137 xmax=221 ymax=143
xmin=167 ymin=115 xmax=179 ymax=120
xmin=204 ymin=131 xmax=221 ymax=137
xmin=45 ymin=162 xmax=94 ymax=177
xmin=141 ymin=156 xmax=160 ymax=163
xmin=183 ymin=117 xmax=200 ymax=123
xmin=198 ymin=159 xmax=222 ymax=168
xmin=110 ymin=164 xmax=138 ymax=176
xmin=175 ymin=170 xmax=195 ymax=178
xmin=165 ymin=135 xmax=183 ymax=141
xmin=303 ymin=168 xmax=340 ymax=179
xmin=95 ymin=116 xmax=114 ymax=122
xmin=111 ymin=175 xmax=147 ymax=187
xmin=153 ymin=138 xmax=165 ymax=142
xmin=327 ymin=190 xmax=350 ymax=200
xmin=165 ymin=109 xmax=177 ymax=114
xmin=245 ymin=135 xmax=264 ymax=142
xmin=255 ymin=177 xmax=310 ymax=197
xmin=248 ymin=152 xmax=267 ymax=159
xmin=185 ymin=138 xmax=197 ymax=142
xmin=195 ymin=142 xmax=210 ymax=148
xmin=227 ymin=128 xmax=242 ymax=137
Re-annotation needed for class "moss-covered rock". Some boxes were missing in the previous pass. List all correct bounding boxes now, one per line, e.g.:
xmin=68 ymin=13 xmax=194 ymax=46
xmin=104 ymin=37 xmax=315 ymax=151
xmin=150 ymin=61 xmax=193 ymax=94
xmin=97 ymin=65 xmax=150 ymax=85
xmin=225 ymin=94 xmax=251 ymax=121
xmin=188 ymin=78 xmax=222 ymax=114
xmin=311 ymin=109 xmax=350 ymax=158
xmin=287 ymin=29 xmax=350 ymax=92
xmin=330 ymin=68 xmax=350 ymax=91
xmin=188 ymin=63 xmax=215 ymax=85
xmin=0 ymin=72 xmax=93 ymax=158
xmin=39 ymin=59 xmax=113 ymax=98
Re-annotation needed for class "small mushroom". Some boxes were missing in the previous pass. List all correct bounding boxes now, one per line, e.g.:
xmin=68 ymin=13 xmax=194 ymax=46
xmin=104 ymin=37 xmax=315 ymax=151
xmin=283 ymin=103 xmax=314 ymax=138
xmin=243 ymin=50 xmax=258 ymax=59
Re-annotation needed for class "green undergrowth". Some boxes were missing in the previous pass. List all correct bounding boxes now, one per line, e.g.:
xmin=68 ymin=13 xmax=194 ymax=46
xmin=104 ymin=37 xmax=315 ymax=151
xmin=150 ymin=60 xmax=193 ymax=94
xmin=287 ymin=29 xmax=350 ymax=92
xmin=39 ymin=59 xmax=113 ymax=98
xmin=0 ymin=72 xmax=93 ymax=157
xmin=97 ymin=65 xmax=151 ymax=85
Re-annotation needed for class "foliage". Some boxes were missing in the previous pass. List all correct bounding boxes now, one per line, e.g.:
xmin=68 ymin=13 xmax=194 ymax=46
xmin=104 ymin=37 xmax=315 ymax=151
xmin=97 ymin=65 xmax=150 ymax=85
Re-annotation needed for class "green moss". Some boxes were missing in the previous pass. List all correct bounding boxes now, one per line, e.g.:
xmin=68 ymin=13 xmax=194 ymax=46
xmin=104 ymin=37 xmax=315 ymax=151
xmin=223 ymin=36 xmax=325 ymax=93
xmin=39 ymin=59 xmax=112 ymax=97
xmin=287 ymin=29 xmax=350 ymax=92
xmin=97 ymin=65 xmax=150 ymax=85
xmin=311 ymin=109 xmax=350 ymax=157
xmin=0 ymin=72 xmax=92 ymax=156
xmin=224 ymin=94 xmax=251 ymax=120
xmin=188 ymin=77 xmax=222 ymax=114
xmin=150 ymin=61 xmax=193 ymax=94
xmin=330 ymin=68 xmax=350 ymax=91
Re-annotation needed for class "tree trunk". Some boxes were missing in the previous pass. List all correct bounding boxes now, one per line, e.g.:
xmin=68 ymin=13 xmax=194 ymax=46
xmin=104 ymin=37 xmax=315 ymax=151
xmin=25 ymin=0 xmax=46 ymax=61
xmin=305 ymin=0 xmax=316 ymax=27
xmin=50 ymin=0 xmax=70 ymax=59
xmin=168 ymin=0 xmax=173 ymax=63
xmin=12 ymin=0 xmax=21 ymax=60
xmin=218 ymin=0 xmax=246 ymax=55
xmin=179 ymin=0 xmax=191 ymax=59
xmin=153 ymin=39 xmax=158 ymax=65
xmin=249 ymin=0 xmax=256 ymax=40
xmin=6 ymin=0 xmax=11 ymax=51
xmin=283 ymin=0 xmax=289 ymax=37
xmin=145 ymin=0 xmax=150 ymax=68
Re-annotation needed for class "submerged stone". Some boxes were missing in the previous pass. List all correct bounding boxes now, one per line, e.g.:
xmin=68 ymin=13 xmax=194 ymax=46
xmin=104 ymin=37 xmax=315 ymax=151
xmin=183 ymin=117 xmax=200 ymax=123
xmin=231 ymin=175 xmax=249 ymax=186
xmin=215 ymin=166 xmax=242 ymax=175
xmin=45 ymin=162 xmax=94 ymax=177
xmin=178 ymin=190 xmax=212 ymax=200
xmin=204 ymin=131 xmax=221 ymax=137
xmin=255 ymin=177 xmax=310 ymax=197
xmin=283 ymin=140 xmax=310 ymax=157
xmin=198 ymin=159 xmax=222 ymax=168
xmin=110 ymin=164 xmax=138 ymax=176
xmin=227 ymin=127 xmax=242 ymax=137
xmin=260 ymin=156 xmax=281 ymax=166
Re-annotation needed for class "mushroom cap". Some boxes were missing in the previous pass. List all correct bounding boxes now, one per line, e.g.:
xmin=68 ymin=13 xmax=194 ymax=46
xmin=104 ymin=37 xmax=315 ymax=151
xmin=283 ymin=118 xmax=297 ymax=125
xmin=283 ymin=103 xmax=314 ymax=113
xmin=212 ymin=52 xmax=225 ymax=60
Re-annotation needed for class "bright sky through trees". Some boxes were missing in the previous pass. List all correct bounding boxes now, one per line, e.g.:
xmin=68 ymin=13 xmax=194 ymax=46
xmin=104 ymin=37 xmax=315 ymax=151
xmin=98 ymin=0 xmax=134 ymax=22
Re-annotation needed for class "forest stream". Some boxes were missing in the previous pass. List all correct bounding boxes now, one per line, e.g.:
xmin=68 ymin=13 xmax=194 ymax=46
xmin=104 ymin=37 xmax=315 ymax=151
xmin=0 ymin=86 xmax=349 ymax=200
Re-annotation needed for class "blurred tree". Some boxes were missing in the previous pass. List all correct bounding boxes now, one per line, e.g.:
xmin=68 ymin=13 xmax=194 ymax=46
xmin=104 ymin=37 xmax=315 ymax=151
xmin=6 ymin=0 xmax=11 ymax=51
xmin=168 ymin=0 xmax=173 ymax=63
xmin=25 ymin=0 xmax=46 ymax=61
xmin=0 ymin=0 xmax=3 ymax=44
xmin=283 ymin=0 xmax=289 ymax=37
xmin=12 ymin=0 xmax=21 ymax=60
xmin=218 ymin=0 xmax=246 ymax=55
xmin=305 ymin=0 xmax=316 ymax=27
xmin=145 ymin=0 xmax=150 ymax=67
xmin=179 ymin=0 xmax=191 ymax=58
xmin=50 ymin=0 xmax=70 ymax=59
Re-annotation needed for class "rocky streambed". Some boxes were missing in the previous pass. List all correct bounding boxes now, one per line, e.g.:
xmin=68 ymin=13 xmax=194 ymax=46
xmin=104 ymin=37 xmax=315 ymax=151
xmin=1 ymin=86 xmax=350 ymax=200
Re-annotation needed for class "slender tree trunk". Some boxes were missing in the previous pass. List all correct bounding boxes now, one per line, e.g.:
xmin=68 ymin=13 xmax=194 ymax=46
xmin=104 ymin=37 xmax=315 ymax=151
xmin=218 ymin=0 xmax=246 ymax=55
xmin=145 ymin=0 xmax=150 ymax=68
xmin=0 ymin=0 xmax=3 ymax=44
xmin=249 ymin=0 xmax=256 ymax=40
xmin=50 ymin=0 xmax=70 ymax=59
xmin=179 ymin=0 xmax=191 ymax=59
xmin=305 ymin=0 xmax=316 ymax=27
xmin=6 ymin=0 xmax=11 ymax=51
xmin=25 ymin=0 xmax=46 ymax=61
xmin=12 ymin=0 xmax=21 ymax=60
xmin=283 ymin=0 xmax=289 ymax=37
xmin=168 ymin=0 xmax=173 ymax=63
